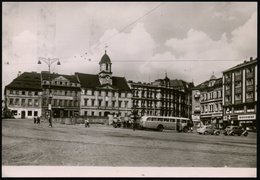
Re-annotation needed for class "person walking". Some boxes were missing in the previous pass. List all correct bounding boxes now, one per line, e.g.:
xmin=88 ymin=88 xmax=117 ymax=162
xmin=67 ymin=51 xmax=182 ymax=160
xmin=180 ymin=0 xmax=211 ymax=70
xmin=48 ymin=116 xmax=52 ymax=127
xmin=37 ymin=116 xmax=41 ymax=124
xmin=34 ymin=116 xmax=37 ymax=124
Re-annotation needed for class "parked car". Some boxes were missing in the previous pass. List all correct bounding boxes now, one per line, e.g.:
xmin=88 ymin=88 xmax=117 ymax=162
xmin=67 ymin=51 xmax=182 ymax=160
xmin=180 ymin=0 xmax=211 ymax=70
xmin=197 ymin=125 xmax=220 ymax=135
xmin=223 ymin=126 xmax=248 ymax=136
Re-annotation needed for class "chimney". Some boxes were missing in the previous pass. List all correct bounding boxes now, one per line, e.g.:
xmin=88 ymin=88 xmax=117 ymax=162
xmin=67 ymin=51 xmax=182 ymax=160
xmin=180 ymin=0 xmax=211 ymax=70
xmin=17 ymin=71 xmax=21 ymax=77
xmin=250 ymin=57 xmax=253 ymax=61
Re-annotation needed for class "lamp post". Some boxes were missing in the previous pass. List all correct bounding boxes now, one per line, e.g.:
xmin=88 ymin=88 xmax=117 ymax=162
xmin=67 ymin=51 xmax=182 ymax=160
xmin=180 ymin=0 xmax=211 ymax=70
xmin=38 ymin=57 xmax=61 ymax=127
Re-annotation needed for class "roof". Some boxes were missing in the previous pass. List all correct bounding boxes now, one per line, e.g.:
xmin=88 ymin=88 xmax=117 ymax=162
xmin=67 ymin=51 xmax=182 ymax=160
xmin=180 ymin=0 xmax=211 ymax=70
xmin=41 ymin=71 xmax=79 ymax=83
xmin=99 ymin=51 xmax=111 ymax=64
xmin=223 ymin=58 xmax=257 ymax=73
xmin=5 ymin=72 xmax=42 ymax=91
xmin=195 ymin=77 xmax=222 ymax=90
xmin=170 ymin=79 xmax=194 ymax=90
xmin=76 ymin=73 xmax=130 ymax=91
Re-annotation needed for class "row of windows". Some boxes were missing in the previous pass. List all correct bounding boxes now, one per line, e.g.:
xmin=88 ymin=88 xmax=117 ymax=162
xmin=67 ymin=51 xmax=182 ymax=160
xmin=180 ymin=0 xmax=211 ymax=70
xmin=43 ymin=80 xmax=80 ymax=87
xmin=84 ymin=90 xmax=129 ymax=98
xmin=201 ymin=103 xmax=222 ymax=113
xmin=201 ymin=90 xmax=222 ymax=101
xmin=9 ymin=98 xmax=39 ymax=107
xmin=84 ymin=111 xmax=129 ymax=117
xmin=11 ymin=110 xmax=38 ymax=117
xmin=46 ymin=89 xmax=80 ymax=96
xmin=9 ymin=90 xmax=39 ymax=96
xmin=146 ymin=117 xmax=187 ymax=123
xmin=225 ymin=66 xmax=255 ymax=79
xmin=225 ymin=92 xmax=254 ymax=102
xmin=43 ymin=99 xmax=79 ymax=107
xmin=84 ymin=99 xmax=129 ymax=108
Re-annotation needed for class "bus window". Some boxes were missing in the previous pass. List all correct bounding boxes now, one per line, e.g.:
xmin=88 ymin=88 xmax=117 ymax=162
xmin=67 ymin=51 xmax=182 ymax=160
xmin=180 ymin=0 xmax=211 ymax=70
xmin=177 ymin=119 xmax=180 ymax=123
xmin=152 ymin=118 xmax=156 ymax=121
xmin=164 ymin=119 xmax=169 ymax=122
xmin=172 ymin=119 xmax=175 ymax=122
xmin=159 ymin=118 xmax=163 ymax=122
xmin=147 ymin=117 xmax=151 ymax=121
xmin=181 ymin=120 xmax=186 ymax=123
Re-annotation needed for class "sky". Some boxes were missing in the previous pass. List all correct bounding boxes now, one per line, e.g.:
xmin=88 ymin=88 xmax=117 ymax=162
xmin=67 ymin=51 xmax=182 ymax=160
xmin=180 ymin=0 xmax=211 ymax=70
xmin=2 ymin=2 xmax=257 ymax=97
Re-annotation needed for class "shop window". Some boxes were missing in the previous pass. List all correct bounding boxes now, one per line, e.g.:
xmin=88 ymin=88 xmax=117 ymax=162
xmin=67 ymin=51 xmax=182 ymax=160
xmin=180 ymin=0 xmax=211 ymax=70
xmin=34 ymin=111 xmax=38 ymax=116
xmin=28 ymin=111 xmax=32 ymax=116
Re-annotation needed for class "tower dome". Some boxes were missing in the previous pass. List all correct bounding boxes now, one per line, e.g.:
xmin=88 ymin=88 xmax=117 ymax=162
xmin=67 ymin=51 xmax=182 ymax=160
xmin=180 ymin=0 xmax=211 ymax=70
xmin=99 ymin=50 xmax=111 ymax=64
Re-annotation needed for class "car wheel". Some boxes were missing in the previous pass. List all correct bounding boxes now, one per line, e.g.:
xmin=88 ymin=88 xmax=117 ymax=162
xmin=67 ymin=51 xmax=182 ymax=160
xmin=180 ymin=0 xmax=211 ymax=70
xmin=204 ymin=131 xmax=208 ymax=135
xmin=230 ymin=132 xmax=235 ymax=136
xmin=215 ymin=131 xmax=220 ymax=135
xmin=183 ymin=127 xmax=188 ymax=133
xmin=244 ymin=132 xmax=248 ymax=137
xmin=238 ymin=133 xmax=241 ymax=136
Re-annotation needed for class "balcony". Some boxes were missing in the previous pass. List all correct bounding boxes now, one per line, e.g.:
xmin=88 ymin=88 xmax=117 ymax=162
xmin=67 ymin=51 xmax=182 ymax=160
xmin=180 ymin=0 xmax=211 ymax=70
xmin=234 ymin=75 xmax=242 ymax=81
xmin=246 ymin=98 xmax=254 ymax=103
xmin=225 ymin=89 xmax=231 ymax=96
xmin=235 ymin=99 xmax=242 ymax=104
xmin=225 ymin=78 xmax=231 ymax=84
xmin=246 ymin=72 xmax=254 ymax=79
xmin=246 ymin=85 xmax=254 ymax=92
xmin=234 ymin=87 xmax=242 ymax=94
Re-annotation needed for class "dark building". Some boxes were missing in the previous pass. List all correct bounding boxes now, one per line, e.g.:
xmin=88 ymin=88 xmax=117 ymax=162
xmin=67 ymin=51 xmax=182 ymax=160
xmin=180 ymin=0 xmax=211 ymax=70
xmin=222 ymin=57 xmax=257 ymax=129
xmin=129 ymin=75 xmax=192 ymax=118
xmin=4 ymin=72 xmax=42 ymax=119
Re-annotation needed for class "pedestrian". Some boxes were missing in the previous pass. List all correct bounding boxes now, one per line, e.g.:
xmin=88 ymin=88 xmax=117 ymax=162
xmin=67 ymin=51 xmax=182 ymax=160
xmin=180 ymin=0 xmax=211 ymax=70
xmin=49 ymin=116 xmax=52 ymax=127
xmin=34 ymin=116 xmax=37 ymax=124
xmin=85 ymin=119 xmax=90 ymax=128
xmin=37 ymin=116 xmax=40 ymax=124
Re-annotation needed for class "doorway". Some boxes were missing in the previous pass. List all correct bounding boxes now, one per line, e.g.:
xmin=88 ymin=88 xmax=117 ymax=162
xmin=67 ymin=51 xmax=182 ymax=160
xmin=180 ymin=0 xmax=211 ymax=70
xmin=21 ymin=111 xmax=25 ymax=119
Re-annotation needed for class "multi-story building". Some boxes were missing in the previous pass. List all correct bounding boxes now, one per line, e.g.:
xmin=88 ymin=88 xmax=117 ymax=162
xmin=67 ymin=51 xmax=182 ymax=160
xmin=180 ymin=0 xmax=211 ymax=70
xmin=169 ymin=79 xmax=194 ymax=119
xmin=41 ymin=71 xmax=81 ymax=119
xmin=129 ymin=75 xmax=190 ymax=118
xmin=4 ymin=72 xmax=42 ymax=119
xmin=76 ymin=51 xmax=132 ymax=117
xmin=192 ymin=75 xmax=223 ymax=128
xmin=222 ymin=57 xmax=257 ymax=129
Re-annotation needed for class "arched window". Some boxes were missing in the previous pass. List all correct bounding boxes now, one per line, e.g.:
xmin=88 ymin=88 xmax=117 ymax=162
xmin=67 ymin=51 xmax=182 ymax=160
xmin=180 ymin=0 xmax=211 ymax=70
xmin=106 ymin=64 xmax=108 ymax=71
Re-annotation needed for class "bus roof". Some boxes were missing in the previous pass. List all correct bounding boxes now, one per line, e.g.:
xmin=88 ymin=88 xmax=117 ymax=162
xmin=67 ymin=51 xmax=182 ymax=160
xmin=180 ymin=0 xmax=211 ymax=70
xmin=141 ymin=115 xmax=190 ymax=120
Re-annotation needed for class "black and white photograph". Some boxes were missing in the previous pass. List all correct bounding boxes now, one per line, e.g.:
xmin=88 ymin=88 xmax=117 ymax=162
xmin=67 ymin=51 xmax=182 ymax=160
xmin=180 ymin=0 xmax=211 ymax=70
xmin=2 ymin=1 xmax=257 ymax=177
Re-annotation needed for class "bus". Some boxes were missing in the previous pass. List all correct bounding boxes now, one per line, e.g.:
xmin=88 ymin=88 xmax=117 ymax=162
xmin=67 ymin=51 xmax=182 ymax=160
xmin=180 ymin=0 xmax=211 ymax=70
xmin=139 ymin=115 xmax=191 ymax=132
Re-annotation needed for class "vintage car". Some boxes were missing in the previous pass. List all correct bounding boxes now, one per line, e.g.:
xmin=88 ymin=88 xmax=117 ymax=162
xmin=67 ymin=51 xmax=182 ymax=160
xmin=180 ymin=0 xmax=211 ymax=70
xmin=197 ymin=125 xmax=220 ymax=135
xmin=223 ymin=126 xmax=248 ymax=136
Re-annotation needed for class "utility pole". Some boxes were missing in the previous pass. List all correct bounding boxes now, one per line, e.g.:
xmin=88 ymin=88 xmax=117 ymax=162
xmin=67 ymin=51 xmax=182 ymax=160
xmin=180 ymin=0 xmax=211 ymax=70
xmin=38 ymin=57 xmax=61 ymax=127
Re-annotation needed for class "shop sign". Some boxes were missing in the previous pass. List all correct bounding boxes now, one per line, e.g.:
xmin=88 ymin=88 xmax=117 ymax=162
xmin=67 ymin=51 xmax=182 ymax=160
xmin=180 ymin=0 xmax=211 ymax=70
xmin=238 ymin=114 xmax=256 ymax=120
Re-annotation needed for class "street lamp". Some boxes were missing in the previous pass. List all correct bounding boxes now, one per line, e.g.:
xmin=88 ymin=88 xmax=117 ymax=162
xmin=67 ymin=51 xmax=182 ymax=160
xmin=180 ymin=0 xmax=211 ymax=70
xmin=38 ymin=57 xmax=61 ymax=127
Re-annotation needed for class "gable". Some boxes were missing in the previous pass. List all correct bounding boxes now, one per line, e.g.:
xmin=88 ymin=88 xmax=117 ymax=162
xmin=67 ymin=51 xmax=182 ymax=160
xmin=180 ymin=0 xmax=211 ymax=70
xmin=53 ymin=76 xmax=70 ymax=82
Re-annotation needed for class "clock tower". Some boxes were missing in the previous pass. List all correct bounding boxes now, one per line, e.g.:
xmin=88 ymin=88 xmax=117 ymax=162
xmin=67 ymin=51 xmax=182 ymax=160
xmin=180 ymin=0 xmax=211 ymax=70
xmin=99 ymin=50 xmax=112 ymax=85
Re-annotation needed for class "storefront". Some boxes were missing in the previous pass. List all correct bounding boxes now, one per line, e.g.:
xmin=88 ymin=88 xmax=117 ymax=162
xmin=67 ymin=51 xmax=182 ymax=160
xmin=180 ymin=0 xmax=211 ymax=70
xmin=238 ymin=114 xmax=256 ymax=129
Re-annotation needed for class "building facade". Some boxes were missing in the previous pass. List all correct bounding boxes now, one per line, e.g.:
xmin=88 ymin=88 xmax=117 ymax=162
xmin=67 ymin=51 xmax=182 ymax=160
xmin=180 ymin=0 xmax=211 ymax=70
xmin=4 ymin=72 xmax=42 ymax=119
xmin=76 ymin=51 xmax=132 ymax=117
xmin=222 ymin=57 xmax=257 ymax=129
xmin=41 ymin=71 xmax=81 ymax=119
xmin=193 ymin=75 xmax=223 ymax=128
xmin=129 ymin=75 xmax=190 ymax=118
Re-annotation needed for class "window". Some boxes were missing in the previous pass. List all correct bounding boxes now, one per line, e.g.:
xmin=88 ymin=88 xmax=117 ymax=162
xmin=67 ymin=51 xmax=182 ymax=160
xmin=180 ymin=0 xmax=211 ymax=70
xmin=99 ymin=100 xmax=102 ymax=107
xmin=14 ymin=98 xmax=19 ymax=105
xmin=12 ymin=110 xmax=17 ymax=116
xmin=246 ymin=92 xmax=253 ymax=99
xmin=10 ymin=90 xmax=13 ymax=94
xmin=21 ymin=99 xmax=26 ymax=106
xmin=99 ymin=112 xmax=102 ymax=116
xmin=28 ymin=111 xmax=32 ymax=116
xmin=91 ymin=99 xmax=95 ymax=106
xmin=9 ymin=98 xmax=14 ymax=105
xmin=15 ymin=90 xmax=19 ymax=95
xmin=112 ymin=101 xmax=115 ymax=107
xmin=119 ymin=101 xmax=122 ymax=107
xmin=84 ymin=99 xmax=88 ymax=106
xmin=34 ymin=99 xmax=39 ymax=107
xmin=34 ymin=111 xmax=38 ymax=116
xmin=247 ymin=105 xmax=254 ymax=112
xmin=106 ymin=101 xmax=108 ymax=107
xmin=84 ymin=111 xmax=88 ymax=116
xmin=92 ymin=90 xmax=94 ymax=96
xmin=235 ymin=94 xmax=241 ymax=101
xmin=28 ymin=99 xmax=33 ymax=106
xmin=35 ymin=91 xmax=38 ymax=96
xmin=91 ymin=111 xmax=94 ymax=116
xmin=22 ymin=91 xmax=25 ymax=95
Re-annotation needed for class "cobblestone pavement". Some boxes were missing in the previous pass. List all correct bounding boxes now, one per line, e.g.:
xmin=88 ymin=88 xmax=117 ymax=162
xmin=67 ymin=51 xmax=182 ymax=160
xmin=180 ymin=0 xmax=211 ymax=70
xmin=2 ymin=119 xmax=256 ymax=167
